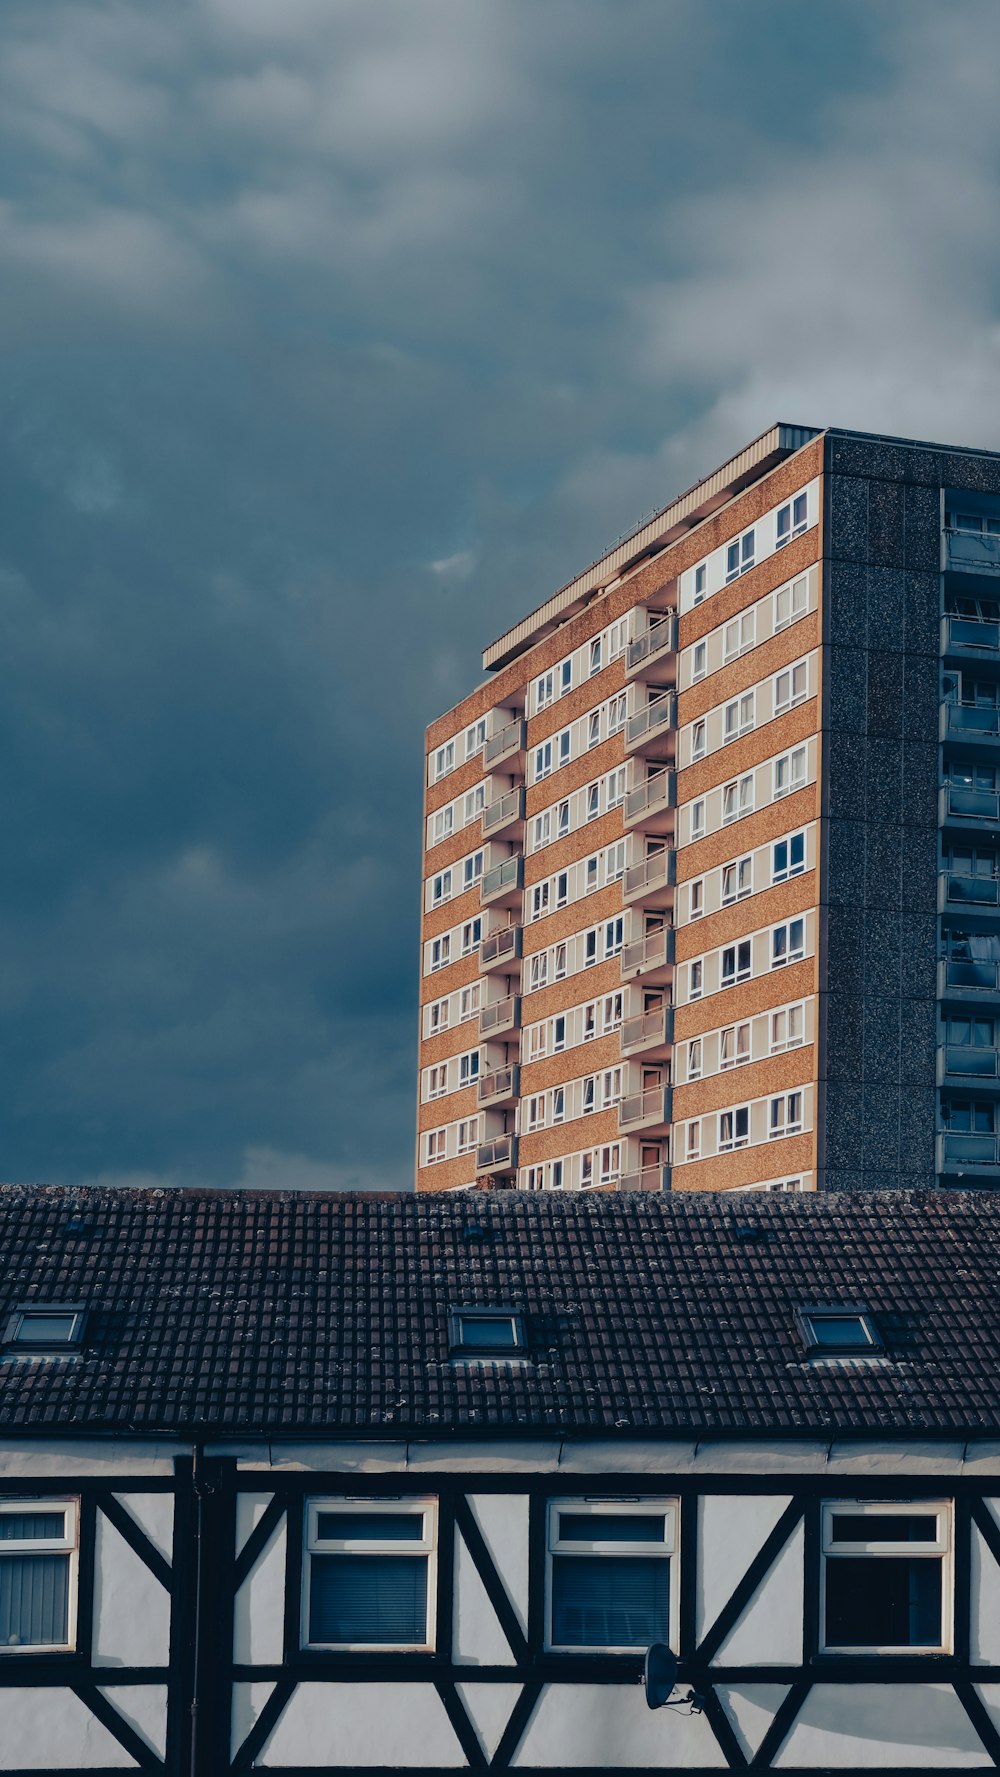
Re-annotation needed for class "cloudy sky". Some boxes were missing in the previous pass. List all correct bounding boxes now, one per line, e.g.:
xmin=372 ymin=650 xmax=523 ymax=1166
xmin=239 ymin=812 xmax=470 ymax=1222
xmin=3 ymin=0 xmax=1000 ymax=1192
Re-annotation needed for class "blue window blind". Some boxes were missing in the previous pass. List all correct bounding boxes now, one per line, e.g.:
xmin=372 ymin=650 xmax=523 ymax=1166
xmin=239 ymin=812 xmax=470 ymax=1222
xmin=309 ymin=1555 xmax=427 ymax=1645
xmin=551 ymin=1555 xmax=669 ymax=1648
xmin=0 ymin=1555 xmax=70 ymax=1646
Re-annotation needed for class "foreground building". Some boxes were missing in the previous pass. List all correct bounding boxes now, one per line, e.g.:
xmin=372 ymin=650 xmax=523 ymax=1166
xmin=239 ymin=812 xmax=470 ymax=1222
xmin=418 ymin=422 xmax=1000 ymax=1194
xmin=5 ymin=1183 xmax=1000 ymax=1772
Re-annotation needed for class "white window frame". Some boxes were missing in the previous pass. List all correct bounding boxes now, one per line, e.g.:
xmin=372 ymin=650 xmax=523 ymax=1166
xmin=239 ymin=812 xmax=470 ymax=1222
xmin=545 ymin=1498 xmax=679 ymax=1653
xmin=723 ymin=610 xmax=756 ymax=662
xmin=770 ymin=1003 xmax=806 ymax=1054
xmin=769 ymin=1091 xmax=803 ymax=1138
xmin=718 ymin=1105 xmax=750 ymax=1151
xmin=772 ymin=919 xmax=805 ymax=969
xmin=819 ymin=1501 xmax=952 ymax=1657
xmin=772 ymin=830 xmax=806 ymax=884
xmin=773 ymin=659 xmax=809 ymax=717
xmin=302 ymin=1498 xmax=438 ymax=1654
xmin=774 ymin=572 xmax=810 ymax=631
xmin=773 ymin=746 xmax=807 ymax=800
xmin=722 ymin=773 xmax=754 ymax=825
xmin=456 ymin=1116 xmax=480 ymax=1155
xmin=692 ymin=639 xmax=707 ymax=679
xmin=0 ymin=1499 xmax=79 ymax=1654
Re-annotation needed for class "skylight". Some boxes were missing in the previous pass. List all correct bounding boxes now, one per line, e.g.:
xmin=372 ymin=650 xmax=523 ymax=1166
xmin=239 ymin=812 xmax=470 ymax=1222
xmin=449 ymin=1307 xmax=528 ymax=1359
xmin=799 ymin=1307 xmax=883 ymax=1357
xmin=3 ymin=1305 xmax=88 ymax=1353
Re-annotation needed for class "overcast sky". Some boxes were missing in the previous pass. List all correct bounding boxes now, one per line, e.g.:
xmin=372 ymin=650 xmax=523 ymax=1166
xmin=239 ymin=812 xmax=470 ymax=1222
xmin=3 ymin=0 xmax=1000 ymax=1191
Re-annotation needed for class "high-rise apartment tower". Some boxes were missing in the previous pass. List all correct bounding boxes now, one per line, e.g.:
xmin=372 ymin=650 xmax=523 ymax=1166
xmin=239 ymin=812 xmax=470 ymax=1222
xmin=417 ymin=424 xmax=1000 ymax=1194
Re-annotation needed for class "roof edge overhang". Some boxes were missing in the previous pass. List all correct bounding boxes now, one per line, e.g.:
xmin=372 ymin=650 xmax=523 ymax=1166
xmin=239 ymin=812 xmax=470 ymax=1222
xmin=482 ymin=422 xmax=822 ymax=673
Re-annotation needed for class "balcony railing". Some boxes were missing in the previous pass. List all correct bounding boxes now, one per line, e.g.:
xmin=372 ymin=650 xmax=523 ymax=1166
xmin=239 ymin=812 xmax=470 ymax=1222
xmin=476 ymin=1134 xmax=518 ymax=1175
xmin=617 ymin=1165 xmax=671 ymax=1193
xmin=939 ymin=1044 xmax=1000 ymax=1082
xmin=626 ymin=612 xmax=676 ymax=677
xmin=620 ymin=927 xmax=673 ymax=980
xmin=479 ymin=994 xmax=520 ymax=1037
xmin=625 ymin=691 xmax=676 ymax=752
xmin=623 ymin=769 xmax=675 ymax=829
xmin=940 ymin=784 xmax=1000 ymax=825
xmin=938 ymin=1130 xmax=1000 ymax=1171
xmin=941 ymin=702 xmax=1000 ymax=743
xmin=485 ymin=718 xmax=527 ymax=769
xmin=942 ymin=614 xmax=1000 ymax=654
xmin=482 ymin=787 xmax=525 ymax=837
xmin=938 ymin=957 xmax=1000 ymax=996
xmin=945 ymin=527 xmax=1000 ymax=576
xmin=941 ymin=872 xmax=1000 ymax=910
xmin=623 ymin=849 xmax=674 ymax=903
xmin=618 ymin=1086 xmax=671 ymax=1132
xmin=620 ymin=1006 xmax=672 ymax=1055
xmin=478 ymin=1065 xmax=519 ymax=1108
xmin=480 ymin=854 xmax=524 ymax=907
xmin=479 ymin=924 xmax=521 ymax=972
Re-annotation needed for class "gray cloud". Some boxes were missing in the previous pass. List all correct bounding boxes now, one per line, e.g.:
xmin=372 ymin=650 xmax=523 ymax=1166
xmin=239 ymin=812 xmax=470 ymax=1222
xmin=1 ymin=0 xmax=1000 ymax=1189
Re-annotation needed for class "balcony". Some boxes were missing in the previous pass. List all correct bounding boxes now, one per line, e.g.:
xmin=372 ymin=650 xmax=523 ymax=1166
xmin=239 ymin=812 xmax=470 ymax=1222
xmin=623 ymin=848 xmax=675 ymax=908
xmin=940 ymin=701 xmax=1000 ymax=751
xmin=936 ymin=1130 xmax=1000 ymax=1180
xmin=620 ymin=1005 xmax=673 ymax=1058
xmin=479 ymin=923 xmax=521 ymax=976
xmin=476 ymin=1133 xmax=518 ymax=1179
xmin=616 ymin=1164 xmax=671 ymax=1193
xmin=478 ymin=1065 xmax=519 ymax=1109
xmin=485 ymin=718 xmax=527 ymax=771
xmin=479 ymin=994 xmax=520 ymax=1039
xmin=618 ymin=1086 xmax=672 ymax=1133
xmin=625 ymin=691 xmax=676 ymax=759
xmin=626 ymin=612 xmax=676 ymax=681
xmin=939 ymin=784 xmax=1000 ymax=829
xmin=937 ymin=1045 xmax=1000 ymax=1091
xmin=941 ymin=614 xmax=1000 ymax=660
xmin=623 ymin=769 xmax=675 ymax=834
xmin=620 ymin=926 xmax=674 ymax=984
xmin=939 ymin=873 xmax=1000 ymax=916
xmin=937 ymin=957 xmax=1000 ymax=1003
xmin=480 ymin=854 xmax=524 ymax=909
xmin=944 ymin=527 xmax=1000 ymax=578
xmin=482 ymin=787 xmax=525 ymax=841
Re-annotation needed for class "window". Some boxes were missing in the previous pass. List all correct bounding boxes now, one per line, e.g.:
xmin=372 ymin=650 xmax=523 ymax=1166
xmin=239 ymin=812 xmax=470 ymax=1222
xmin=600 ymin=1068 xmax=623 ymax=1108
xmin=582 ymin=1077 xmax=596 ymax=1115
xmin=774 ymin=573 xmax=809 ymax=630
xmin=552 ymin=1015 xmax=566 ymax=1052
xmin=720 ymin=1022 xmax=751 ymax=1069
xmin=427 ymin=997 xmax=448 ymax=1036
xmin=726 ymin=528 xmax=755 ymax=582
xmin=0 ymin=1501 xmax=78 ymax=1651
xmin=551 ymin=1085 xmax=565 ymax=1124
xmin=460 ymin=918 xmax=482 ymax=956
xmin=465 ymin=719 xmax=487 ymax=760
xmin=722 ymin=773 xmax=754 ymax=824
xmin=604 ymin=918 xmax=624 ymax=957
xmin=462 ymin=852 xmax=484 ymax=891
xmin=528 ymin=1024 xmax=548 ymax=1063
xmin=463 ymin=784 xmax=486 ymax=824
xmin=723 ymin=693 xmax=755 ymax=744
xmin=450 ymin=1308 xmax=527 ymax=1357
xmin=534 ymin=740 xmax=553 ymax=781
xmin=427 ymin=1064 xmax=447 ymax=1101
xmin=604 ymin=842 xmax=625 ymax=882
xmin=558 ymin=729 xmax=571 ymax=766
xmin=774 ymin=660 xmax=809 ymax=715
xmin=772 ymin=831 xmax=806 ymax=883
xmin=587 ymin=711 xmax=601 ymax=749
xmin=597 ymin=1144 xmax=621 ymax=1185
xmin=770 ymin=1004 xmax=806 ymax=1053
xmin=560 ymin=658 xmax=573 ymax=696
xmin=457 ymin=1051 xmax=480 ymax=1088
xmin=722 ymin=855 xmax=753 ymax=903
xmin=719 ymin=1106 xmax=750 ymax=1151
xmin=589 ymin=637 xmax=602 ymax=677
xmin=546 ymin=1499 xmax=677 ymax=1652
xmin=433 ymin=741 xmax=455 ymax=781
xmin=685 ymin=1120 xmax=701 ymax=1160
xmin=580 ymin=861 xmax=593 ymax=898
xmin=691 ymin=719 xmax=707 ymax=761
xmin=528 ymin=953 xmax=548 ymax=993
xmin=775 ymin=491 xmax=809 ymax=548
xmin=689 ymin=877 xmax=704 ymax=920
xmin=554 ymin=942 xmax=567 ymax=980
xmin=456 ymin=1117 xmax=480 ymax=1155
xmin=425 ymin=1129 xmax=446 ymax=1164
xmin=820 ymin=1502 xmax=951 ymax=1656
xmin=694 ymin=564 xmax=707 ymax=604
xmin=688 ymin=959 xmax=703 ymax=1001
xmin=690 ymin=799 xmax=706 ymax=841
xmin=769 ymin=1091 xmax=803 ymax=1137
xmin=432 ymin=805 xmax=454 ymax=846
xmin=602 ymin=992 xmax=623 ymax=1032
xmin=526 ymin=1095 xmax=546 ymax=1132
xmin=721 ymin=940 xmax=752 ymax=987
xmin=773 ymin=745 xmax=807 ymax=799
xmin=583 ymin=1002 xmax=597 ymax=1042
xmin=605 ymin=767 xmax=626 ymax=808
xmin=460 ymin=985 xmax=479 ymax=1023
xmin=430 ymin=935 xmax=451 ymax=972
xmin=303 ymin=1499 xmax=437 ymax=1651
xmin=557 ymin=800 xmax=570 ymax=838
xmin=536 ymin=670 xmax=555 ymax=711
xmin=586 ymin=782 xmax=600 ymax=822
xmin=608 ymin=620 xmax=627 ymax=661
xmin=723 ymin=610 xmax=755 ymax=661
xmin=772 ymin=919 xmax=805 ymax=967
xmin=532 ymin=811 xmax=551 ymax=852
xmin=530 ymin=882 xmax=550 ymax=922
xmin=692 ymin=640 xmax=707 ymax=680
xmin=431 ymin=869 xmax=452 ymax=907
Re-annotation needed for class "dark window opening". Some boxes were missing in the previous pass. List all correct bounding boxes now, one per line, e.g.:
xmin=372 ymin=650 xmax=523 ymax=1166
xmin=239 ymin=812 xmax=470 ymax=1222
xmin=825 ymin=1555 xmax=942 ymax=1649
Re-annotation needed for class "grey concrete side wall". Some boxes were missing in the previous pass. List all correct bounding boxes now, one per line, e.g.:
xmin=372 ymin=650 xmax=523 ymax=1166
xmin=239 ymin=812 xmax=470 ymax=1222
xmin=819 ymin=432 xmax=1000 ymax=1191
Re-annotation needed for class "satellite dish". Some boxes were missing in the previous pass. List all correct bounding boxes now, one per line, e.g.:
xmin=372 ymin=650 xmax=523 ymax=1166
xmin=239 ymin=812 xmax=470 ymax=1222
xmin=644 ymin=1642 xmax=678 ymax=1709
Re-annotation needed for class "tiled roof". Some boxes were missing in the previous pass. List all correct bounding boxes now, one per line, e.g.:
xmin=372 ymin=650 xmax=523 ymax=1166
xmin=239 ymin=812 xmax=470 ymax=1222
xmin=1 ymin=1185 xmax=999 ymax=1438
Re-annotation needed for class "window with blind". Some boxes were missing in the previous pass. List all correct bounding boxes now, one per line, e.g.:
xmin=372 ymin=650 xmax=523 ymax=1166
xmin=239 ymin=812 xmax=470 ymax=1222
xmin=303 ymin=1500 xmax=436 ymax=1651
xmin=0 ymin=1500 xmax=78 ymax=1652
xmin=820 ymin=1502 xmax=952 ymax=1655
xmin=546 ymin=1498 xmax=678 ymax=1652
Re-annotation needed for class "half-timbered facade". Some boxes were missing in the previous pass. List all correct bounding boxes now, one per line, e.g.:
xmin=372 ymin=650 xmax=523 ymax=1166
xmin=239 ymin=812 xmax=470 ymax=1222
xmin=4 ymin=1186 xmax=1000 ymax=1774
